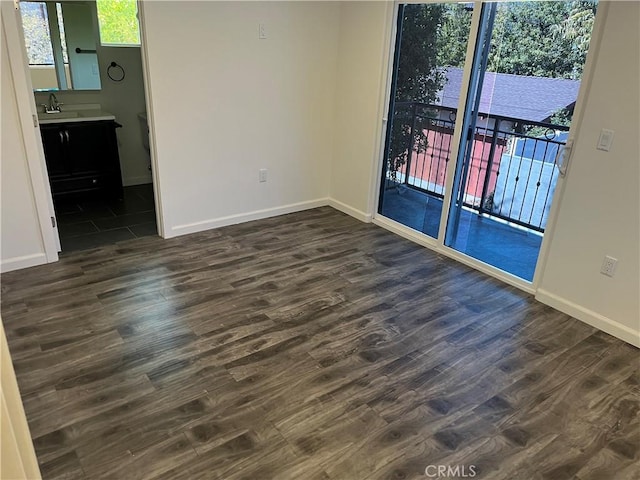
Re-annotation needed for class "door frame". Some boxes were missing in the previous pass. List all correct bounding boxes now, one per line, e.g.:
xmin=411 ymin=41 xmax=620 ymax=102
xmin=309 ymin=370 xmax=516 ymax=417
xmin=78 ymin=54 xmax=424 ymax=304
xmin=137 ymin=0 xmax=165 ymax=239
xmin=2 ymin=0 xmax=60 ymax=262
xmin=370 ymin=0 xmax=610 ymax=293
xmin=2 ymin=0 xmax=166 ymax=264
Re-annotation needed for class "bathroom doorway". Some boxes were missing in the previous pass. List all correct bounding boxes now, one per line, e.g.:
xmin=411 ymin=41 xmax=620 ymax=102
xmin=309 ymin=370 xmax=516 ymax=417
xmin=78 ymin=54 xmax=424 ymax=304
xmin=17 ymin=0 xmax=159 ymax=253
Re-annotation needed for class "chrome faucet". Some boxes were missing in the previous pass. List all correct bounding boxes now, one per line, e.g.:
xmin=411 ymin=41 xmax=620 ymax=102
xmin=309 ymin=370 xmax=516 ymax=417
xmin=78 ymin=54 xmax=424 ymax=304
xmin=42 ymin=93 xmax=63 ymax=113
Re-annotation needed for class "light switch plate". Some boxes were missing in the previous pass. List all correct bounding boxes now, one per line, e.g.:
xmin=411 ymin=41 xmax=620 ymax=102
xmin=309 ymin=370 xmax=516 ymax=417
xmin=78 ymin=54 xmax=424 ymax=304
xmin=597 ymin=129 xmax=614 ymax=152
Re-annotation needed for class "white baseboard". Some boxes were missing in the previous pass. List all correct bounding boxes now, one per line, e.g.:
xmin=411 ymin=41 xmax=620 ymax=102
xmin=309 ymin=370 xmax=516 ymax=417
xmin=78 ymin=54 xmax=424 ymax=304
xmin=123 ymin=176 xmax=153 ymax=187
xmin=169 ymin=198 xmax=330 ymax=237
xmin=328 ymin=198 xmax=372 ymax=223
xmin=536 ymin=289 xmax=640 ymax=348
xmin=373 ymin=215 xmax=438 ymax=248
xmin=0 ymin=253 xmax=47 ymax=273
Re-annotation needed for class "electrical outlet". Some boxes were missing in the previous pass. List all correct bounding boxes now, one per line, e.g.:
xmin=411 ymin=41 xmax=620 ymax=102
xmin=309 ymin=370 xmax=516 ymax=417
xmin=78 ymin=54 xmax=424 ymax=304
xmin=259 ymin=24 xmax=267 ymax=39
xmin=259 ymin=169 xmax=268 ymax=183
xmin=600 ymin=255 xmax=618 ymax=277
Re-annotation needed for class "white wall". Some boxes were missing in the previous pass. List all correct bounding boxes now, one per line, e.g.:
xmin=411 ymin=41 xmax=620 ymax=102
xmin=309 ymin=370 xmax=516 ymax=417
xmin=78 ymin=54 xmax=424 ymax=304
xmin=97 ymin=45 xmax=150 ymax=186
xmin=141 ymin=1 xmax=339 ymax=236
xmin=1 ymin=22 xmax=48 ymax=272
xmin=29 ymin=64 xmax=71 ymax=91
xmin=330 ymin=2 xmax=392 ymax=221
xmin=536 ymin=1 xmax=640 ymax=347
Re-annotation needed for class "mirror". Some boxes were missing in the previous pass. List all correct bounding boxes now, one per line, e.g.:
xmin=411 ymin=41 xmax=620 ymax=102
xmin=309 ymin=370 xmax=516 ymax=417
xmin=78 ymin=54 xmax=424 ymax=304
xmin=19 ymin=1 xmax=101 ymax=91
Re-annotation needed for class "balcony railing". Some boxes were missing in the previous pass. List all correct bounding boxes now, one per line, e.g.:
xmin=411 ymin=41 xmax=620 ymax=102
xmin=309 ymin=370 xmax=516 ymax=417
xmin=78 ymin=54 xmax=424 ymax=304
xmin=388 ymin=102 xmax=570 ymax=232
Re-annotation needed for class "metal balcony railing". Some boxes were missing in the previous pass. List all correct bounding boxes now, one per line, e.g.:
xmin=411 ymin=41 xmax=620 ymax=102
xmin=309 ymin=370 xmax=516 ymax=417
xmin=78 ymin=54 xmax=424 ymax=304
xmin=387 ymin=102 xmax=570 ymax=232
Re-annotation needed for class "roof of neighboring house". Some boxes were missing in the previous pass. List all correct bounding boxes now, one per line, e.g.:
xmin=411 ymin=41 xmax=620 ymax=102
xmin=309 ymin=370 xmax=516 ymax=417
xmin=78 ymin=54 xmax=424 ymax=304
xmin=437 ymin=67 xmax=581 ymax=123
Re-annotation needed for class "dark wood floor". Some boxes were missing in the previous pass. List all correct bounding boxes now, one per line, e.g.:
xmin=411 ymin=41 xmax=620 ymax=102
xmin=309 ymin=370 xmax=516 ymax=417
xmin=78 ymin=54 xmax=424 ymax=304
xmin=1 ymin=207 xmax=638 ymax=480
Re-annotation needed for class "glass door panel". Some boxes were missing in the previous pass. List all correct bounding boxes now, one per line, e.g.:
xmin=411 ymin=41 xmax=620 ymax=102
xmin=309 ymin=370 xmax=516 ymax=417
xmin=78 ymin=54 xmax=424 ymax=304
xmin=445 ymin=1 xmax=597 ymax=281
xmin=378 ymin=3 xmax=473 ymax=238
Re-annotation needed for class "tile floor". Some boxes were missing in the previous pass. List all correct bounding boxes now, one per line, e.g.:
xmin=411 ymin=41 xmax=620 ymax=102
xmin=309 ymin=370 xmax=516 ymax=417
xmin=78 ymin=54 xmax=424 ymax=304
xmin=55 ymin=184 xmax=157 ymax=253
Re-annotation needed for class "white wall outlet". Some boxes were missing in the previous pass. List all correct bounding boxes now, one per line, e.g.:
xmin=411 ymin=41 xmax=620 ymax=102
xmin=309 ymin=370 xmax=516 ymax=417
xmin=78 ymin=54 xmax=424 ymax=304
xmin=259 ymin=168 xmax=268 ymax=183
xmin=259 ymin=24 xmax=267 ymax=40
xmin=600 ymin=255 xmax=618 ymax=277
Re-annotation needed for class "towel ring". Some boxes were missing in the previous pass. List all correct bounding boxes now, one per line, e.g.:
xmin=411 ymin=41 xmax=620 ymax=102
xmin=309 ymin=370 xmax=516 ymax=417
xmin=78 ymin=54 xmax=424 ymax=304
xmin=107 ymin=62 xmax=125 ymax=82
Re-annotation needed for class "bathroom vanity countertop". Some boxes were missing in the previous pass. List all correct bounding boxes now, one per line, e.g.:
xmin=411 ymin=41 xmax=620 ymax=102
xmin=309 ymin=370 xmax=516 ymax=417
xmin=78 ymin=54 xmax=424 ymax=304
xmin=38 ymin=104 xmax=116 ymax=125
xmin=38 ymin=110 xmax=116 ymax=125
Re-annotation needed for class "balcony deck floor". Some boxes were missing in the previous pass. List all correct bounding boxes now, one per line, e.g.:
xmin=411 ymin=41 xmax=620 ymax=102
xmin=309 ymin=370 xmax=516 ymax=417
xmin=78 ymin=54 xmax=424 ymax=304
xmin=380 ymin=185 xmax=542 ymax=281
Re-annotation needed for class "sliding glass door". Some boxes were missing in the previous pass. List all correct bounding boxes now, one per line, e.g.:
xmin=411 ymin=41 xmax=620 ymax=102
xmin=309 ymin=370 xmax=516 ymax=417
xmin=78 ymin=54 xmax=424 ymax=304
xmin=378 ymin=3 xmax=474 ymax=239
xmin=379 ymin=1 xmax=597 ymax=282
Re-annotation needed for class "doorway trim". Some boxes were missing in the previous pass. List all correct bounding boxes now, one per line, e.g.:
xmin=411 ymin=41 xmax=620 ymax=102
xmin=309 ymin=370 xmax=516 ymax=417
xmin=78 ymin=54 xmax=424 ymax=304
xmin=137 ymin=0 xmax=165 ymax=238
xmin=2 ymin=1 xmax=59 ymax=266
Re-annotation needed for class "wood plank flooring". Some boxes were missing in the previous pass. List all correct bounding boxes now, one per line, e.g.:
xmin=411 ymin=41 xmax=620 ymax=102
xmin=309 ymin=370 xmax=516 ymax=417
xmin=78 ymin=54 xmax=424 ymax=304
xmin=1 ymin=207 xmax=638 ymax=480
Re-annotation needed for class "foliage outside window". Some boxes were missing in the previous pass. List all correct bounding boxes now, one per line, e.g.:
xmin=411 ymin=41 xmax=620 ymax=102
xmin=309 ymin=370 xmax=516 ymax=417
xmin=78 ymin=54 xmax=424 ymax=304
xmin=20 ymin=2 xmax=55 ymax=65
xmin=96 ymin=0 xmax=140 ymax=46
xmin=387 ymin=1 xmax=597 ymax=183
xmin=55 ymin=3 xmax=69 ymax=63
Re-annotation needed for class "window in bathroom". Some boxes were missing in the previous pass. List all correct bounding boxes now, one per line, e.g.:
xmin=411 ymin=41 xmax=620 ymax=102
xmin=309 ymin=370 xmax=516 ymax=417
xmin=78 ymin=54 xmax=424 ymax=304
xmin=96 ymin=0 xmax=140 ymax=46
xmin=20 ymin=2 xmax=56 ymax=65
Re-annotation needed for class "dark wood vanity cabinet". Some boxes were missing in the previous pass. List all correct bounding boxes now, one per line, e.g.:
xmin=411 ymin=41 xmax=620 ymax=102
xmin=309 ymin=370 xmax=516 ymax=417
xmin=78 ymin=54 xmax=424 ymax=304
xmin=40 ymin=120 xmax=123 ymax=198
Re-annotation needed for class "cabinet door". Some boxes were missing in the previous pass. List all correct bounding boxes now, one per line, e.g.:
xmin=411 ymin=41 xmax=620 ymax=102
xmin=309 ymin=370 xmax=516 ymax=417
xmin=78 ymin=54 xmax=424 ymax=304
xmin=40 ymin=126 xmax=69 ymax=177
xmin=65 ymin=122 xmax=115 ymax=175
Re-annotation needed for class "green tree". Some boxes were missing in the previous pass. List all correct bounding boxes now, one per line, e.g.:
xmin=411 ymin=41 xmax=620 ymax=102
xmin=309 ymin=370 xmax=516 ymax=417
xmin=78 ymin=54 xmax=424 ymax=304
xmin=436 ymin=5 xmax=472 ymax=69
xmin=487 ymin=1 xmax=595 ymax=80
xmin=431 ymin=1 xmax=596 ymax=80
xmin=394 ymin=4 xmax=446 ymax=103
xmin=552 ymin=1 xmax=597 ymax=64
xmin=20 ymin=2 xmax=55 ymax=65
xmin=387 ymin=4 xmax=447 ymax=182
xmin=386 ymin=1 xmax=597 ymax=180
xmin=96 ymin=0 xmax=140 ymax=45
